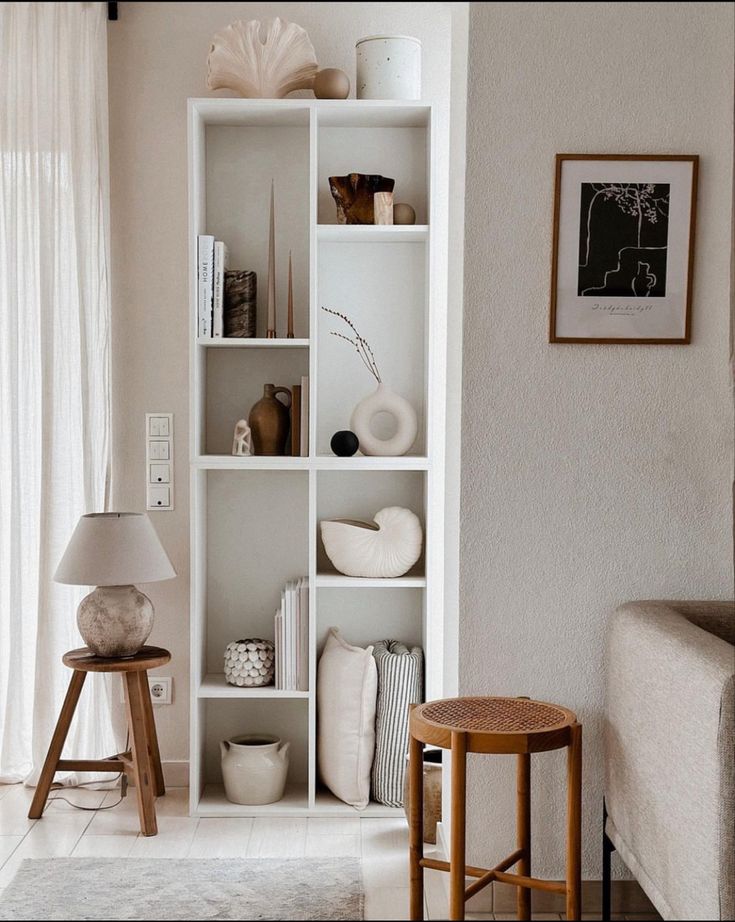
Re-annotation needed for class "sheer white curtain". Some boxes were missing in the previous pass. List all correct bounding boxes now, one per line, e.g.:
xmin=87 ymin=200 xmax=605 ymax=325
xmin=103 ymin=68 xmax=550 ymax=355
xmin=0 ymin=1 xmax=116 ymax=783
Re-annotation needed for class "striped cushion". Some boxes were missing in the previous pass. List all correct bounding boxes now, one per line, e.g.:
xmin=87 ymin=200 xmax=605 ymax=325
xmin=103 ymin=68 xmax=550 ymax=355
xmin=371 ymin=641 xmax=424 ymax=807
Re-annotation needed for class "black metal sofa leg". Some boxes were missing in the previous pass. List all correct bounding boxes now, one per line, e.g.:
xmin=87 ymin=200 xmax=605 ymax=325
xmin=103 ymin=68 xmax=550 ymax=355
xmin=602 ymin=799 xmax=615 ymax=921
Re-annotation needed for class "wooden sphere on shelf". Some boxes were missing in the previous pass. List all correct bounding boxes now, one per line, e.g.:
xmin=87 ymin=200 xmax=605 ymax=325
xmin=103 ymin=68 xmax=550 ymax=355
xmin=330 ymin=430 xmax=359 ymax=457
xmin=313 ymin=68 xmax=350 ymax=100
xmin=393 ymin=203 xmax=416 ymax=225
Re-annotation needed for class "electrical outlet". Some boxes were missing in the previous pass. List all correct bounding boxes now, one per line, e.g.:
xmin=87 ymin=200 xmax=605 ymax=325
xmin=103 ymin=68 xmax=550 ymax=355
xmin=118 ymin=675 xmax=173 ymax=705
xmin=148 ymin=676 xmax=172 ymax=705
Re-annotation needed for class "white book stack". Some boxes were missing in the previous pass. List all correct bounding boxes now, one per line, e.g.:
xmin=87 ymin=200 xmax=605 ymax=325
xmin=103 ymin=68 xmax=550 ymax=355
xmin=212 ymin=241 xmax=229 ymax=338
xmin=274 ymin=577 xmax=309 ymax=691
xmin=196 ymin=235 xmax=228 ymax=339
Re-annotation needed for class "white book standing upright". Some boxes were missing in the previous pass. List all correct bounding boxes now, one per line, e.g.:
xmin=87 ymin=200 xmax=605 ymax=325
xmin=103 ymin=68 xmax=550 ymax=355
xmin=188 ymin=98 xmax=447 ymax=817
xmin=275 ymin=579 xmax=308 ymax=692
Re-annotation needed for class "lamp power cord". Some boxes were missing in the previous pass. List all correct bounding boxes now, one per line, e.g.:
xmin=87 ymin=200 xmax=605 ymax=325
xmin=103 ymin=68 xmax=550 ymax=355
xmin=43 ymin=732 xmax=130 ymax=814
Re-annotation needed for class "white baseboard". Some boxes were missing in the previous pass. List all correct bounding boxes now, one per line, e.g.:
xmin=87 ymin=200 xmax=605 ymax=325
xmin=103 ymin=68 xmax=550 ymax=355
xmin=126 ymin=760 xmax=189 ymax=789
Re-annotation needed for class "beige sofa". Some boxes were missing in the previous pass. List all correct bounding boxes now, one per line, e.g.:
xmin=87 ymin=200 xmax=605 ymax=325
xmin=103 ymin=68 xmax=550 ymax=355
xmin=605 ymin=600 xmax=734 ymax=921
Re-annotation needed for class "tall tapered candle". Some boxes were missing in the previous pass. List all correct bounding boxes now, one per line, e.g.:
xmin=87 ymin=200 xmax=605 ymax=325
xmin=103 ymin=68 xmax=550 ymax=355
xmin=266 ymin=179 xmax=276 ymax=338
xmin=287 ymin=250 xmax=294 ymax=338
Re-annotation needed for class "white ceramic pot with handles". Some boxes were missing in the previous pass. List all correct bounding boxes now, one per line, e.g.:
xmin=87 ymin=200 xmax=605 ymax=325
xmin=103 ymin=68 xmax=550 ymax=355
xmin=220 ymin=734 xmax=290 ymax=805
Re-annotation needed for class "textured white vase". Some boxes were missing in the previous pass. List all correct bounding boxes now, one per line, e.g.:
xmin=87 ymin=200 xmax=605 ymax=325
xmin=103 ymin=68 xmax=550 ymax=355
xmin=76 ymin=585 xmax=153 ymax=658
xmin=220 ymin=734 xmax=290 ymax=805
xmin=224 ymin=639 xmax=275 ymax=687
xmin=350 ymin=383 xmax=418 ymax=457
xmin=320 ymin=506 xmax=423 ymax=578
xmin=355 ymin=35 xmax=421 ymax=100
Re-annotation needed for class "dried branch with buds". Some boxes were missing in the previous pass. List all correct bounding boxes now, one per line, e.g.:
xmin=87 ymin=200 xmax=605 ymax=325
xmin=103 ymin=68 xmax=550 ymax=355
xmin=321 ymin=306 xmax=381 ymax=384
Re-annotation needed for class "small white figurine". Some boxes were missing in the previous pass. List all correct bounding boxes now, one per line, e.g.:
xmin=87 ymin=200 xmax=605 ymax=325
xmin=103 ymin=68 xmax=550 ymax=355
xmin=232 ymin=419 xmax=252 ymax=456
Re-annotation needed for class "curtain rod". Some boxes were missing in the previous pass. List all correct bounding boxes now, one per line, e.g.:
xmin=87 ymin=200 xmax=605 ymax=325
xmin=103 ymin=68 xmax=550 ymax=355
xmin=108 ymin=2 xmax=118 ymax=21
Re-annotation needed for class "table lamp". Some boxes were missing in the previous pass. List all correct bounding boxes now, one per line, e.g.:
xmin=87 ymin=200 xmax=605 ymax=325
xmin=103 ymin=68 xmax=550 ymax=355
xmin=54 ymin=512 xmax=176 ymax=658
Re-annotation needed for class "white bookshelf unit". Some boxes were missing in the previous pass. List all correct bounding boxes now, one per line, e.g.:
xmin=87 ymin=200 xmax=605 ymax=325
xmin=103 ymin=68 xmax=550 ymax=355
xmin=189 ymin=98 xmax=446 ymax=817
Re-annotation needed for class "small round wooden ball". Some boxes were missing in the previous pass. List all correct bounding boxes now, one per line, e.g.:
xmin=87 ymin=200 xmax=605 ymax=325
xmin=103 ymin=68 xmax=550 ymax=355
xmin=313 ymin=68 xmax=350 ymax=100
xmin=393 ymin=203 xmax=416 ymax=225
xmin=330 ymin=430 xmax=359 ymax=457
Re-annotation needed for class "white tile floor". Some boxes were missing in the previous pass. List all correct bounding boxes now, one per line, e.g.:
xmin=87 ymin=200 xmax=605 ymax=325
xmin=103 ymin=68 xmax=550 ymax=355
xmin=0 ymin=784 xmax=661 ymax=921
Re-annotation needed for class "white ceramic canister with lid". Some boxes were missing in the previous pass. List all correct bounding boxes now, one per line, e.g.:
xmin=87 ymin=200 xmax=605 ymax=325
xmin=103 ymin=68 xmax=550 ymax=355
xmin=355 ymin=35 xmax=421 ymax=100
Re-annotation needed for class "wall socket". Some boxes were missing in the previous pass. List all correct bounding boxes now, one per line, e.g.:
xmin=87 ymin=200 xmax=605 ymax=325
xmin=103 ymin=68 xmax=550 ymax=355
xmin=119 ymin=675 xmax=172 ymax=705
xmin=148 ymin=676 xmax=172 ymax=705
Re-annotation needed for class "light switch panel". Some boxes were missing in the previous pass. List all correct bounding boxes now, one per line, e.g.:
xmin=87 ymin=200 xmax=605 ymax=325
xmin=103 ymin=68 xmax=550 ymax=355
xmin=149 ymin=441 xmax=169 ymax=461
xmin=148 ymin=485 xmax=170 ymax=508
xmin=150 ymin=463 xmax=170 ymax=484
xmin=146 ymin=413 xmax=173 ymax=511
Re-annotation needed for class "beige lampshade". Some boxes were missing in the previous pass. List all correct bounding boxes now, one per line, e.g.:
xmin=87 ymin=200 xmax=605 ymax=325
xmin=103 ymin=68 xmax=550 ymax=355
xmin=54 ymin=513 xmax=176 ymax=586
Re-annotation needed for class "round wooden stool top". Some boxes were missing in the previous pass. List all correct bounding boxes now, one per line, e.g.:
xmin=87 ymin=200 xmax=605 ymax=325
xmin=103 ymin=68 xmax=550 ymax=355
xmin=62 ymin=646 xmax=171 ymax=673
xmin=410 ymin=696 xmax=578 ymax=755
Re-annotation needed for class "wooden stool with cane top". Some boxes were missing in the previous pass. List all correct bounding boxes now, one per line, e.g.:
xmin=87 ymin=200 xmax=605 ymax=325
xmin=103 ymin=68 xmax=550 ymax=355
xmin=28 ymin=646 xmax=170 ymax=836
xmin=408 ymin=696 xmax=582 ymax=921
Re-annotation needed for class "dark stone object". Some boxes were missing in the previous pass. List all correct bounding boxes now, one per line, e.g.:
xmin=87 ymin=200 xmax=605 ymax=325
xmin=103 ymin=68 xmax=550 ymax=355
xmin=224 ymin=270 xmax=256 ymax=337
xmin=329 ymin=174 xmax=395 ymax=225
xmin=330 ymin=430 xmax=359 ymax=457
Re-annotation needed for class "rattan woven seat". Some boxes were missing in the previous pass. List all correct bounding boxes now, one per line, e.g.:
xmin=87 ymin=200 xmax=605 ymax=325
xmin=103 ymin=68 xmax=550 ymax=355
xmin=412 ymin=696 xmax=577 ymax=754
xmin=408 ymin=696 xmax=582 ymax=921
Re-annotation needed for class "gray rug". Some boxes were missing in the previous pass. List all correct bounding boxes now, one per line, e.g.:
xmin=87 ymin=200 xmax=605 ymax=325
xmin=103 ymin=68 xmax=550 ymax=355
xmin=0 ymin=858 xmax=363 ymax=920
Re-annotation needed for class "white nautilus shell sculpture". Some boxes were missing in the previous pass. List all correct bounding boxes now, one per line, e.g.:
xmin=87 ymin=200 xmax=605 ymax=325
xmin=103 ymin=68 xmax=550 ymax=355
xmin=207 ymin=18 xmax=318 ymax=99
xmin=320 ymin=507 xmax=423 ymax=579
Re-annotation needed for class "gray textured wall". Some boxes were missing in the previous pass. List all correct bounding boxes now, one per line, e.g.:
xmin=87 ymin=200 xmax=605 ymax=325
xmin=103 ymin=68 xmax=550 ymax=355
xmin=460 ymin=0 xmax=734 ymax=877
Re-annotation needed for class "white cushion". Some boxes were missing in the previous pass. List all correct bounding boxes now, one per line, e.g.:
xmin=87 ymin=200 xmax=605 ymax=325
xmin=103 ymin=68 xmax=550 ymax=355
xmin=317 ymin=627 xmax=377 ymax=808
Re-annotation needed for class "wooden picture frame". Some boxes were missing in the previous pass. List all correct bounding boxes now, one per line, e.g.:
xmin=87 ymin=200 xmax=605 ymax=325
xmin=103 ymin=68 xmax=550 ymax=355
xmin=549 ymin=154 xmax=698 ymax=344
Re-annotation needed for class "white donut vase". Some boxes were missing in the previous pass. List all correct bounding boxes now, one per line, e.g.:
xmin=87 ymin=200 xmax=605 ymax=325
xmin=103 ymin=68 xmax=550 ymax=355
xmin=350 ymin=383 xmax=417 ymax=456
xmin=320 ymin=507 xmax=423 ymax=578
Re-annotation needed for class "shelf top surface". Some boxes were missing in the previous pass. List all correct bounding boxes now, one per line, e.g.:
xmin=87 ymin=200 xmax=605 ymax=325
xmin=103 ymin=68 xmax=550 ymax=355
xmin=317 ymin=225 xmax=428 ymax=242
xmin=194 ymin=455 xmax=430 ymax=471
xmin=189 ymin=97 xmax=431 ymax=129
xmin=196 ymin=784 xmax=402 ymax=817
xmin=196 ymin=337 xmax=309 ymax=348
xmin=315 ymin=574 xmax=426 ymax=588
xmin=199 ymin=675 xmax=309 ymax=698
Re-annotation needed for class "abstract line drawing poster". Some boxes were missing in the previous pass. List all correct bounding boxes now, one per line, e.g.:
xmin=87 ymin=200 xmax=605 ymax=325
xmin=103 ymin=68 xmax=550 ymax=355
xmin=550 ymin=155 xmax=698 ymax=343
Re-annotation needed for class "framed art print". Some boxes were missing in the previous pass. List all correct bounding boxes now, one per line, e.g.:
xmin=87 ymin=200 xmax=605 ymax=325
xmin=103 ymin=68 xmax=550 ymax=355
xmin=549 ymin=154 xmax=698 ymax=344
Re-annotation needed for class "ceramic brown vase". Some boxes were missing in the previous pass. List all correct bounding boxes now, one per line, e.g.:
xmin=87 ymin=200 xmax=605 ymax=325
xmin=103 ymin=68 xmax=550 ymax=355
xmin=248 ymin=384 xmax=292 ymax=455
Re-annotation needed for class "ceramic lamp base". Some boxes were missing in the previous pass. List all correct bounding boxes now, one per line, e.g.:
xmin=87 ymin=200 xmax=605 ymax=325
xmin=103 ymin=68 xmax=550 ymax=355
xmin=77 ymin=585 xmax=154 ymax=658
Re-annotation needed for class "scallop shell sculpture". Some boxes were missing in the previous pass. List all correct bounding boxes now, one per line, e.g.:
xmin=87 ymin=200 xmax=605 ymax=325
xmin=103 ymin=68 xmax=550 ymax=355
xmin=320 ymin=507 xmax=423 ymax=579
xmin=207 ymin=18 xmax=318 ymax=98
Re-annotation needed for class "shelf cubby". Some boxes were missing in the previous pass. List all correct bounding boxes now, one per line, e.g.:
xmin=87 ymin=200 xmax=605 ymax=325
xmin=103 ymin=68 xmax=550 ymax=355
xmin=205 ymin=122 xmax=310 ymax=339
xmin=317 ymin=122 xmax=428 ymax=226
xmin=316 ymin=469 xmax=426 ymax=578
xmin=317 ymin=587 xmax=424 ymax=655
xmin=205 ymin=470 xmax=308 ymax=669
xmin=189 ymin=99 xmax=444 ymax=818
xmin=204 ymin=348 xmax=309 ymax=456
xmin=316 ymin=240 xmax=427 ymax=456
xmin=204 ymin=697 xmax=309 ymax=788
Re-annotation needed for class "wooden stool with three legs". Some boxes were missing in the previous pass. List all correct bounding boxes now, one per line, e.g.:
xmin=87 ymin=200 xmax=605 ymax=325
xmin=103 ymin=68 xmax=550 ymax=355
xmin=29 ymin=646 xmax=170 ymax=836
xmin=408 ymin=696 xmax=582 ymax=921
